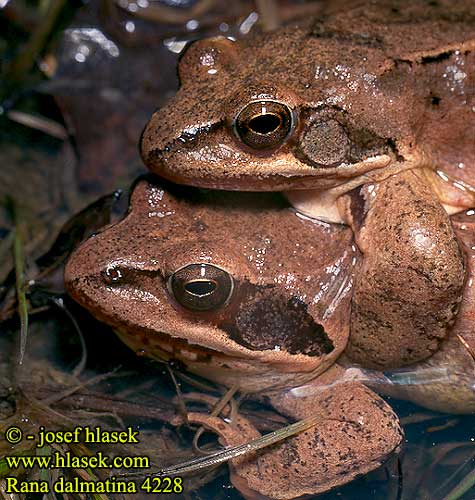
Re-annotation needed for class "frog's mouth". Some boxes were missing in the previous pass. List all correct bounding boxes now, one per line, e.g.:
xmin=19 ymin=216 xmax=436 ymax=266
xmin=110 ymin=282 xmax=335 ymax=364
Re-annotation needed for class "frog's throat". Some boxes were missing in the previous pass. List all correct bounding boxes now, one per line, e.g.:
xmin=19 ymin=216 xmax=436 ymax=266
xmin=284 ymin=151 xmax=471 ymax=224
xmin=113 ymin=327 xmax=338 ymax=393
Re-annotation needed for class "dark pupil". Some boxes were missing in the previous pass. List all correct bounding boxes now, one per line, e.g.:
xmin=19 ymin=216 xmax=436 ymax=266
xmin=185 ymin=280 xmax=216 ymax=296
xmin=107 ymin=268 xmax=122 ymax=281
xmin=248 ymin=113 xmax=281 ymax=134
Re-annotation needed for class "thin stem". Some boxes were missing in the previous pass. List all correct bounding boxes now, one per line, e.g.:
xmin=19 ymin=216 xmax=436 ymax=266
xmin=11 ymin=201 xmax=28 ymax=368
xmin=2 ymin=0 xmax=67 ymax=100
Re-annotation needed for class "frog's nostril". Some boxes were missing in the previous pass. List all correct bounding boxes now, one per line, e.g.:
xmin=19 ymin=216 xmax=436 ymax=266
xmin=184 ymin=279 xmax=217 ymax=297
xmin=102 ymin=266 xmax=124 ymax=285
xmin=248 ymin=113 xmax=282 ymax=135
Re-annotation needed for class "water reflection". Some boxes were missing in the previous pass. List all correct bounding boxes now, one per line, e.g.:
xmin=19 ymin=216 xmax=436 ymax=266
xmin=65 ymin=28 xmax=120 ymax=64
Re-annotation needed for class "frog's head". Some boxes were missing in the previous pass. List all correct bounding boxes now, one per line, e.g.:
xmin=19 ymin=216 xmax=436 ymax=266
xmin=140 ymin=21 xmax=426 ymax=193
xmin=65 ymin=178 xmax=355 ymax=392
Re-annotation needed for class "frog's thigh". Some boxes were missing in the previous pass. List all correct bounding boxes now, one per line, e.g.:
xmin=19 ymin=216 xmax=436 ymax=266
xmin=342 ymin=169 xmax=465 ymax=369
xmin=242 ymin=383 xmax=403 ymax=500
xmin=188 ymin=384 xmax=402 ymax=500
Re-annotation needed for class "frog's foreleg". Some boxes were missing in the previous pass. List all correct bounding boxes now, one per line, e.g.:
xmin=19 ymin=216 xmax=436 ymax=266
xmin=339 ymin=169 xmax=465 ymax=369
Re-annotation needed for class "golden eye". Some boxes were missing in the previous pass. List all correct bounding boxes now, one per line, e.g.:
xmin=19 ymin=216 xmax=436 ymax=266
xmin=169 ymin=263 xmax=233 ymax=312
xmin=233 ymin=101 xmax=294 ymax=150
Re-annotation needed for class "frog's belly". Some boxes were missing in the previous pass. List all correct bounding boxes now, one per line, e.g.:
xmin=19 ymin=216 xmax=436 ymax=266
xmin=114 ymin=327 xmax=332 ymax=393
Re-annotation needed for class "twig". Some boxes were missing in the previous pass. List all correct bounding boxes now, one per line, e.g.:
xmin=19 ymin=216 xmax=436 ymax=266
xmin=6 ymin=110 xmax=68 ymax=140
xmin=255 ymin=0 xmax=280 ymax=31
xmin=167 ymin=364 xmax=189 ymax=425
xmin=156 ymin=411 xmax=333 ymax=476
xmin=192 ymin=385 xmax=238 ymax=455
xmin=114 ymin=0 xmax=216 ymax=25
xmin=9 ymin=200 xmax=29 ymax=368
xmin=51 ymin=297 xmax=87 ymax=378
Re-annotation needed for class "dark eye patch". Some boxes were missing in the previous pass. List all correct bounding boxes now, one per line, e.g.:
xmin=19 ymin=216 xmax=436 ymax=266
xmin=220 ymin=285 xmax=334 ymax=356
xmin=295 ymin=115 xmax=392 ymax=168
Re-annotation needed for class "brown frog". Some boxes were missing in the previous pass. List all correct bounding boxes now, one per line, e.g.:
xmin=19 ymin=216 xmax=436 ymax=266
xmin=66 ymin=177 xmax=357 ymax=392
xmin=65 ymin=177 xmax=404 ymax=499
xmin=140 ymin=0 xmax=475 ymax=368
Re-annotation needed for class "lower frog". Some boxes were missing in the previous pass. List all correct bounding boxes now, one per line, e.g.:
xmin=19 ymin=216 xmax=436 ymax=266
xmin=140 ymin=0 xmax=474 ymax=368
xmin=65 ymin=177 xmax=404 ymax=499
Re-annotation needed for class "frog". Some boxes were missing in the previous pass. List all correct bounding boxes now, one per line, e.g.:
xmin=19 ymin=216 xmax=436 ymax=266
xmin=65 ymin=177 xmax=357 ymax=392
xmin=293 ymin=206 xmax=475 ymax=415
xmin=139 ymin=0 xmax=475 ymax=369
xmin=65 ymin=177 xmax=404 ymax=499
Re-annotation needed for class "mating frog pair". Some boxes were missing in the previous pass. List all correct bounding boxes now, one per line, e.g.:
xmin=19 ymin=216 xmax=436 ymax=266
xmin=65 ymin=178 xmax=475 ymax=499
xmin=66 ymin=0 xmax=475 ymax=497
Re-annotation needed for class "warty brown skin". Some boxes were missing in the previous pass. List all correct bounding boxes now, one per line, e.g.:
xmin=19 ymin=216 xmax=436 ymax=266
xmin=65 ymin=179 xmax=475 ymax=415
xmin=187 ymin=368 xmax=402 ymax=500
xmin=340 ymin=169 xmax=465 ymax=368
xmin=65 ymin=178 xmax=404 ymax=498
xmin=364 ymin=209 xmax=475 ymax=413
xmin=140 ymin=0 xmax=475 ymax=366
xmin=141 ymin=0 xmax=475 ymax=197
xmin=65 ymin=177 xmax=356 ymax=393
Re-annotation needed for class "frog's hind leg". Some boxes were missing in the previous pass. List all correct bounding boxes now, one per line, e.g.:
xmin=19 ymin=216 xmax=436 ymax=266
xmin=259 ymin=375 xmax=403 ymax=500
xmin=174 ymin=373 xmax=403 ymax=500
xmin=340 ymin=169 xmax=465 ymax=369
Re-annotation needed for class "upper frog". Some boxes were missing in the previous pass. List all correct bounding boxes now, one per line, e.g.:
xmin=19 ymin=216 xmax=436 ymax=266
xmin=140 ymin=0 xmax=475 ymax=211
xmin=140 ymin=0 xmax=473 ymax=366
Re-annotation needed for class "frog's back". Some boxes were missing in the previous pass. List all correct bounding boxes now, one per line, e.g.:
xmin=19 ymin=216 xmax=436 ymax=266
xmin=241 ymin=0 xmax=475 ymax=183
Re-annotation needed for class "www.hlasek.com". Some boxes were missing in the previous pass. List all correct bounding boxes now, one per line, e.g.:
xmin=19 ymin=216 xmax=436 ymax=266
xmin=2 ymin=425 xmax=184 ymax=494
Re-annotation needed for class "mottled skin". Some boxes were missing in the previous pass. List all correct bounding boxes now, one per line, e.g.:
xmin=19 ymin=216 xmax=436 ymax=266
xmin=140 ymin=0 xmax=475 ymax=367
xmin=141 ymin=0 xmax=475 ymax=194
xmin=340 ymin=170 xmax=465 ymax=367
xmin=366 ymin=209 xmax=475 ymax=414
xmin=186 ymin=369 xmax=402 ymax=500
xmin=66 ymin=177 xmax=356 ymax=392
xmin=66 ymin=2 xmax=475 ymax=495
xmin=65 ymin=178 xmax=403 ymax=498
xmin=65 ymin=179 xmax=475 ymax=497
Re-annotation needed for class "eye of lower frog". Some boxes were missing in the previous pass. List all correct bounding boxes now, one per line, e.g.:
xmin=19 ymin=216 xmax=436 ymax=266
xmin=102 ymin=265 xmax=125 ymax=285
xmin=233 ymin=100 xmax=294 ymax=150
xmin=169 ymin=263 xmax=234 ymax=312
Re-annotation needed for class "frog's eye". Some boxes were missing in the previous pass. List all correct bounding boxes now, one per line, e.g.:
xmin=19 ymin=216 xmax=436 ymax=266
xmin=102 ymin=265 xmax=126 ymax=285
xmin=233 ymin=101 xmax=294 ymax=150
xmin=169 ymin=263 xmax=233 ymax=312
